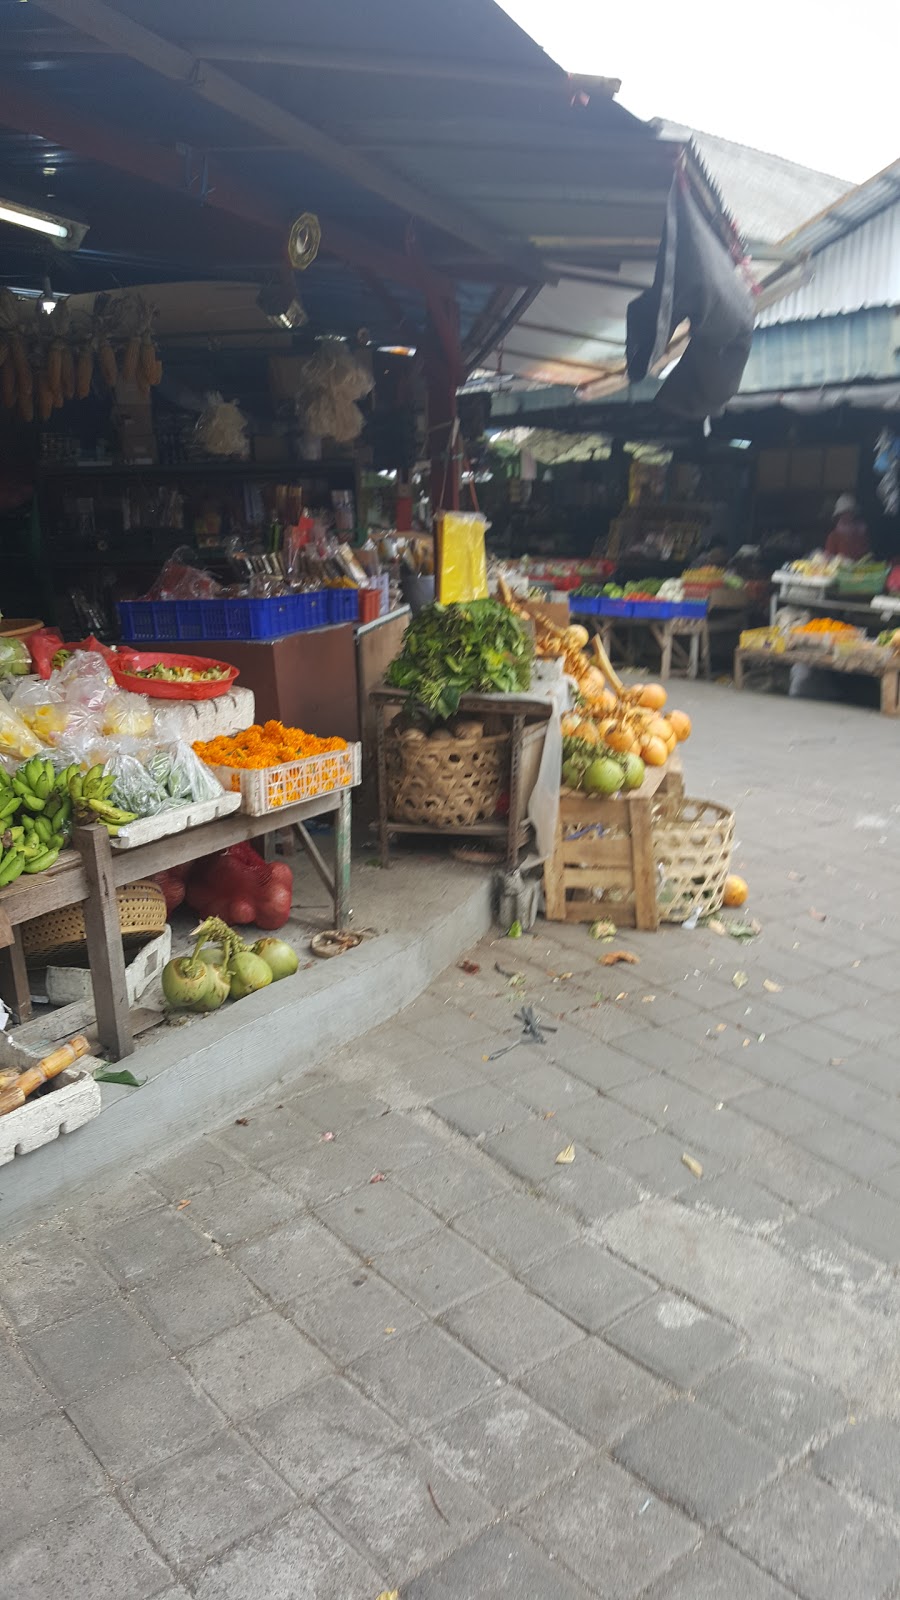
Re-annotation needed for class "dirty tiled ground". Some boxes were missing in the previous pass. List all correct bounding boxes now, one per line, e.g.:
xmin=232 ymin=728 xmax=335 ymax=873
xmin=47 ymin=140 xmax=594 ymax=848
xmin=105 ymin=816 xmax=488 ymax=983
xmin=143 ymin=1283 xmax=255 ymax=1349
xmin=3 ymin=682 xmax=900 ymax=1598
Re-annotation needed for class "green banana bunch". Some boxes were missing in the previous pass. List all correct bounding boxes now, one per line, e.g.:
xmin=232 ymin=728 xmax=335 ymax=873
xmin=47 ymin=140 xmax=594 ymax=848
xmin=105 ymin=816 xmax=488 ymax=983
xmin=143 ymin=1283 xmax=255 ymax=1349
xmin=65 ymin=763 xmax=135 ymax=836
xmin=0 ymin=845 xmax=26 ymax=887
xmin=11 ymin=756 xmax=57 ymax=814
xmin=23 ymin=847 xmax=60 ymax=873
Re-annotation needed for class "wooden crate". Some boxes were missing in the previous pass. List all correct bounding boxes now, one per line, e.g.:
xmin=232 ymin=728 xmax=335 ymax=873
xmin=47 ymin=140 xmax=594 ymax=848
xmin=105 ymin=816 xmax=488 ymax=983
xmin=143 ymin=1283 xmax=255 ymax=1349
xmin=543 ymin=759 xmax=681 ymax=930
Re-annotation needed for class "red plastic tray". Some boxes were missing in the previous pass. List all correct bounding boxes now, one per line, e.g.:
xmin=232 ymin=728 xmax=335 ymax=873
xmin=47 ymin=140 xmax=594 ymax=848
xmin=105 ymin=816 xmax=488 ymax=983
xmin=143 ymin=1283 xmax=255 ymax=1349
xmin=111 ymin=650 xmax=239 ymax=700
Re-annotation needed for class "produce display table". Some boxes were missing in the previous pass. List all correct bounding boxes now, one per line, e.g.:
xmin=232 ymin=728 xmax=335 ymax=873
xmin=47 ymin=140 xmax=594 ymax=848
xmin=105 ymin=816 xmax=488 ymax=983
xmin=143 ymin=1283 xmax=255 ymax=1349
xmin=372 ymin=688 xmax=553 ymax=869
xmin=0 ymin=789 xmax=352 ymax=1059
xmin=595 ymin=615 xmax=713 ymax=680
xmin=544 ymin=756 xmax=684 ymax=930
xmin=734 ymin=646 xmax=900 ymax=716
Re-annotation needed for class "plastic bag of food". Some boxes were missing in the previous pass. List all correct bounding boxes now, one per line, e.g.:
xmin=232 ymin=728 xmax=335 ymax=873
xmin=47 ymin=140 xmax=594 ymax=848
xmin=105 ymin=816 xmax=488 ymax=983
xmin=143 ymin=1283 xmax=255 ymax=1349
xmin=106 ymin=741 xmax=224 ymax=816
xmin=101 ymin=692 xmax=154 ymax=739
xmin=53 ymin=650 xmax=118 ymax=711
xmin=157 ymin=741 xmax=224 ymax=805
xmin=0 ymin=698 xmax=43 ymax=761
xmin=9 ymin=675 xmax=70 ymax=746
xmin=144 ymin=547 xmax=222 ymax=601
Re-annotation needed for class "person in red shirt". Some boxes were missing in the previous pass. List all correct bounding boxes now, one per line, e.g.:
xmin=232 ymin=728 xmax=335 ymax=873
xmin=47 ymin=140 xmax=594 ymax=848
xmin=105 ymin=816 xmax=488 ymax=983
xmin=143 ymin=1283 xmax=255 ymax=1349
xmin=824 ymin=495 xmax=870 ymax=562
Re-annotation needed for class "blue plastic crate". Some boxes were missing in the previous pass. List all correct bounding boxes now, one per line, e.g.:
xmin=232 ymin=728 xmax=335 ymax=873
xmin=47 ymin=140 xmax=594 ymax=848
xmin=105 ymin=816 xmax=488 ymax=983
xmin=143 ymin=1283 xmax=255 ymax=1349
xmin=598 ymin=599 xmax=634 ymax=617
xmin=674 ymin=601 xmax=708 ymax=618
xmin=570 ymin=594 xmax=603 ymax=614
xmin=120 ymin=591 xmax=334 ymax=643
xmin=117 ymin=601 xmax=156 ymax=641
xmin=629 ymin=602 xmax=677 ymax=620
xmin=325 ymin=589 xmax=360 ymax=624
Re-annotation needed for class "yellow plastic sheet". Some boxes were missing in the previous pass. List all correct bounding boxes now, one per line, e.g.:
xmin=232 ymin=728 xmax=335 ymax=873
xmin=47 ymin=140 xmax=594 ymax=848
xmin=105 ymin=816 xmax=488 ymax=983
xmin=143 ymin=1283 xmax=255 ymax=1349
xmin=437 ymin=511 xmax=488 ymax=603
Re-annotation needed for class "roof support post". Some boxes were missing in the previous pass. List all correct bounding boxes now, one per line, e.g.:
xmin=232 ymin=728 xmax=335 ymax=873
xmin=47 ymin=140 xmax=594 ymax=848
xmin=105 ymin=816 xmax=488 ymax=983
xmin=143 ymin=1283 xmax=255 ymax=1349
xmin=424 ymin=293 xmax=462 ymax=515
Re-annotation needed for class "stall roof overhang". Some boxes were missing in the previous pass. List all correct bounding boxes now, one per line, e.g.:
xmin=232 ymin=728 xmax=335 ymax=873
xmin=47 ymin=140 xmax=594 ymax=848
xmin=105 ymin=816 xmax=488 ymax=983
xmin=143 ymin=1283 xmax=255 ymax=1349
xmin=0 ymin=0 xmax=707 ymax=378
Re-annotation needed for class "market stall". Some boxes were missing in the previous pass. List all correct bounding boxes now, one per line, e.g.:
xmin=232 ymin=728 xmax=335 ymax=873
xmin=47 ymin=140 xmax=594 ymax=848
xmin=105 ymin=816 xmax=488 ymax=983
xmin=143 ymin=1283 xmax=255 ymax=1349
xmin=0 ymin=647 xmax=360 ymax=1071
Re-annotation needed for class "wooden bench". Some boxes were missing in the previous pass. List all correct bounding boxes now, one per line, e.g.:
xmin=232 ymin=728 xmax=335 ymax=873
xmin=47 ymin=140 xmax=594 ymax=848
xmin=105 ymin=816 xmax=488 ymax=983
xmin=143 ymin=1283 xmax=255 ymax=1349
xmin=0 ymin=788 xmax=352 ymax=1060
xmin=734 ymin=646 xmax=900 ymax=716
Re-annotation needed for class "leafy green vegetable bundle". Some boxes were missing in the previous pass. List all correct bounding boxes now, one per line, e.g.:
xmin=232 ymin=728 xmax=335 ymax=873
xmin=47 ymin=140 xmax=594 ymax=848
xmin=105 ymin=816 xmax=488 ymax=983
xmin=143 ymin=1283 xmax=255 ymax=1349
xmin=386 ymin=600 xmax=531 ymax=719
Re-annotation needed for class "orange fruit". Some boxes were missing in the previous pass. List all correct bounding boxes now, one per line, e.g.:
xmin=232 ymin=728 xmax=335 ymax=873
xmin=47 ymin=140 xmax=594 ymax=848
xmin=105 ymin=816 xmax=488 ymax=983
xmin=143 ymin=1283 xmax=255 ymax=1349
xmin=576 ymin=719 xmax=600 ymax=746
xmin=723 ymin=874 xmax=748 ymax=907
xmin=606 ymin=726 xmax=633 ymax=753
xmin=641 ymin=735 xmax=667 ymax=766
xmin=648 ymin=716 xmax=673 ymax=742
xmin=668 ymin=710 xmax=692 ymax=741
xmin=639 ymin=683 xmax=667 ymax=710
xmin=665 ymin=733 xmax=677 ymax=754
xmin=598 ymin=689 xmax=618 ymax=713
xmin=561 ymin=712 xmax=582 ymax=738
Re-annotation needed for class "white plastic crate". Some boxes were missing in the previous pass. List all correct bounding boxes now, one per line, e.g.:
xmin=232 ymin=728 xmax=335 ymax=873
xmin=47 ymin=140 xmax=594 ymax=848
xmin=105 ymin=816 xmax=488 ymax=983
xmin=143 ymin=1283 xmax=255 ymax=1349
xmin=209 ymin=742 xmax=362 ymax=816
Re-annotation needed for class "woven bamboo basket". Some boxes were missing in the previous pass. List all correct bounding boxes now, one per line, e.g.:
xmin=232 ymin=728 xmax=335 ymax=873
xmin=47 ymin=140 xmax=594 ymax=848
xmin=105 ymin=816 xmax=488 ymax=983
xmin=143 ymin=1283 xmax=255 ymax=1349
xmin=386 ymin=729 xmax=510 ymax=828
xmin=652 ymin=795 xmax=735 ymax=924
xmin=22 ymin=880 xmax=168 ymax=963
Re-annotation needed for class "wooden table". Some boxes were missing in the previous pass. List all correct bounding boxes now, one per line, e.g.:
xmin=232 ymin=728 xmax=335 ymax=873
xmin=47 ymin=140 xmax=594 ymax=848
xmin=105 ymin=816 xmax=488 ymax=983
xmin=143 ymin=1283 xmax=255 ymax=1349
xmin=0 ymin=788 xmax=352 ymax=1060
xmin=734 ymin=646 xmax=900 ymax=716
xmin=597 ymin=615 xmax=712 ymax=680
xmin=372 ymin=688 xmax=553 ymax=870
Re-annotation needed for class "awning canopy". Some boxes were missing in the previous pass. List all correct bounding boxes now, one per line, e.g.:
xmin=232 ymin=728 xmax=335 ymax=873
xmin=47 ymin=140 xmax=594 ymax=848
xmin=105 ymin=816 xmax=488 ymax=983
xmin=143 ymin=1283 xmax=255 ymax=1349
xmin=0 ymin=0 xmax=743 ymax=405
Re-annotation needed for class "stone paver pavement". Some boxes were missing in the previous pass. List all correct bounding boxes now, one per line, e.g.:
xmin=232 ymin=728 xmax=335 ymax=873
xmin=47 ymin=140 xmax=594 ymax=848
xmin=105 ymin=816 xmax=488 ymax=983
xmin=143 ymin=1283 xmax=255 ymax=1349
xmin=4 ymin=682 xmax=900 ymax=1597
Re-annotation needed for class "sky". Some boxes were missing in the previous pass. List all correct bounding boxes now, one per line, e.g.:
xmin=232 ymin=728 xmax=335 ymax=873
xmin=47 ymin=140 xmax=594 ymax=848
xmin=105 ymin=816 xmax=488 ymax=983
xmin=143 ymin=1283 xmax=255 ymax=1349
xmin=499 ymin=0 xmax=896 ymax=182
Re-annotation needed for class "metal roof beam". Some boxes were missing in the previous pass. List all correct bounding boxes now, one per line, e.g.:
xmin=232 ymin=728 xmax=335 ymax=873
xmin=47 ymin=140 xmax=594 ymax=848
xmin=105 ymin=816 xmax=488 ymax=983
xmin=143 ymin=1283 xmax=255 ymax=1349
xmin=29 ymin=0 xmax=545 ymax=280
xmin=0 ymin=77 xmax=463 ymax=305
xmin=1 ymin=28 xmax=568 ymax=91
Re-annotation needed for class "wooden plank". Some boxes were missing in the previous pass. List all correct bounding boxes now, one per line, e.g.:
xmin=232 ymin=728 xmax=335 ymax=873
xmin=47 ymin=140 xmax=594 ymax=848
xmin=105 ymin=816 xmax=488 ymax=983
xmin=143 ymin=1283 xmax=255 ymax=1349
xmin=370 ymin=686 xmax=553 ymax=722
xmin=109 ymin=793 xmax=341 ymax=885
xmin=543 ymin=824 xmax=566 ymax=922
xmin=74 ymin=825 xmax=134 ymax=1061
xmin=0 ymin=852 xmax=89 ymax=927
xmin=562 ymin=898 xmax=635 ymax=926
xmin=559 ymin=837 xmax=632 ymax=868
xmin=0 ymin=932 xmax=32 ymax=1024
xmin=629 ymin=796 xmax=659 ymax=932
xmin=561 ymin=865 xmax=633 ymax=889
xmin=881 ymin=669 xmax=900 ymax=716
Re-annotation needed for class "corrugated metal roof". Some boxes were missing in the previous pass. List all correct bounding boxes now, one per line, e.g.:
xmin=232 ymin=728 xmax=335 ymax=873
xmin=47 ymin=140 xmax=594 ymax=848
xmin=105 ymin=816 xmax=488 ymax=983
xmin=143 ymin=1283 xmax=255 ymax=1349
xmin=740 ymin=308 xmax=900 ymax=392
xmin=758 ymin=203 xmax=900 ymax=324
xmin=759 ymin=166 xmax=900 ymax=325
xmin=654 ymin=123 xmax=852 ymax=245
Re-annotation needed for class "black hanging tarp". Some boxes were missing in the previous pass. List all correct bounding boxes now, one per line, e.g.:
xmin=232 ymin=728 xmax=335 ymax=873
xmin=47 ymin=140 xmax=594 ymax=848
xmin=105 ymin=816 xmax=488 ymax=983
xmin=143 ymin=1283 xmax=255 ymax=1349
xmin=627 ymin=173 xmax=756 ymax=418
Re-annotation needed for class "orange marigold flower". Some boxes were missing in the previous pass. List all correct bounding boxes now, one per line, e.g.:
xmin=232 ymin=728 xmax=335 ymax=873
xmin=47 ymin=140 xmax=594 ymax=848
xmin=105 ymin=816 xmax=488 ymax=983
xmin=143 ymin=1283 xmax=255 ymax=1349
xmin=194 ymin=722 xmax=347 ymax=769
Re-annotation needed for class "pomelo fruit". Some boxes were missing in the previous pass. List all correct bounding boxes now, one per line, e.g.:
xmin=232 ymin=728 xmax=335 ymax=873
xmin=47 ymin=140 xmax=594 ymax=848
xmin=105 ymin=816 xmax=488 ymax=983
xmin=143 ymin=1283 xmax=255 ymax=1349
xmin=620 ymin=752 xmax=645 ymax=790
xmin=583 ymin=756 xmax=623 ymax=795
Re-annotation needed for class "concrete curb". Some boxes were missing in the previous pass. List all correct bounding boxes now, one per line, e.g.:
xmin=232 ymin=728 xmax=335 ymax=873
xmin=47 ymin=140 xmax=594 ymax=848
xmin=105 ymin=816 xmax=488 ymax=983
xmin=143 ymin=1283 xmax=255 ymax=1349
xmin=1 ymin=873 xmax=494 ymax=1231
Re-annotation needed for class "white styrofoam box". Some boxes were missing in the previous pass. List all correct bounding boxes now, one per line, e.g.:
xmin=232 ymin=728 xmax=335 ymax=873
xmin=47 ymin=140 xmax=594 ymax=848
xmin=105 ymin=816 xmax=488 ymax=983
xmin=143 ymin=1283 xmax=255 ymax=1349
xmin=46 ymin=926 xmax=172 ymax=1008
xmin=151 ymin=686 xmax=255 ymax=744
xmin=110 ymin=789 xmax=241 ymax=848
xmin=531 ymin=657 xmax=564 ymax=687
xmin=0 ymin=1065 xmax=102 ymax=1166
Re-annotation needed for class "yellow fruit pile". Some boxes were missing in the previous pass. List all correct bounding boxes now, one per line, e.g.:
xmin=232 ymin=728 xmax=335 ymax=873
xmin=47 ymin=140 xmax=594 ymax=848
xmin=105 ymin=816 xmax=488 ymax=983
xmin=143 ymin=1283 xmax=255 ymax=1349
xmin=497 ymin=580 xmax=692 ymax=768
